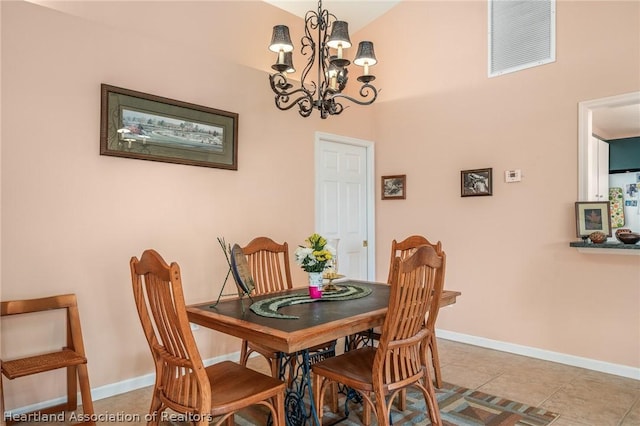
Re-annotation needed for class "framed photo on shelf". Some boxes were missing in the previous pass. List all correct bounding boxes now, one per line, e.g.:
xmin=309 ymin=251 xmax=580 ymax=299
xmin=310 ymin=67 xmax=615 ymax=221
xmin=461 ymin=168 xmax=492 ymax=197
xmin=575 ymin=201 xmax=612 ymax=237
xmin=381 ymin=175 xmax=406 ymax=200
xmin=100 ymin=84 xmax=238 ymax=169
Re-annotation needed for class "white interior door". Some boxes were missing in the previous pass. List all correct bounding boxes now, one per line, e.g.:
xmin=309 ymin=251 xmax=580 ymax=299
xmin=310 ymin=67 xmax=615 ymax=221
xmin=315 ymin=132 xmax=375 ymax=280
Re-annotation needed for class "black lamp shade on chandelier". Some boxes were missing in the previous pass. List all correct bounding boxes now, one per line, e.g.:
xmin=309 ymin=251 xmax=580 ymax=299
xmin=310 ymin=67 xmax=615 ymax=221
xmin=268 ymin=0 xmax=379 ymax=119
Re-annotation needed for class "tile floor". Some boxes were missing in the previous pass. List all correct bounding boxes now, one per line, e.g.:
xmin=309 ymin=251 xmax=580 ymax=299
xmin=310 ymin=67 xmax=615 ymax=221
xmin=6 ymin=339 xmax=640 ymax=425
xmin=435 ymin=340 xmax=640 ymax=426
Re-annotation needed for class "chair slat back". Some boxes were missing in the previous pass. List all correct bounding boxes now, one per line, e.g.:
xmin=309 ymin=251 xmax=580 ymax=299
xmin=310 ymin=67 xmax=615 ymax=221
xmin=130 ymin=249 xmax=211 ymax=414
xmin=375 ymin=245 xmax=443 ymax=389
xmin=388 ymin=235 xmax=446 ymax=332
xmin=388 ymin=235 xmax=440 ymax=283
xmin=241 ymin=237 xmax=293 ymax=294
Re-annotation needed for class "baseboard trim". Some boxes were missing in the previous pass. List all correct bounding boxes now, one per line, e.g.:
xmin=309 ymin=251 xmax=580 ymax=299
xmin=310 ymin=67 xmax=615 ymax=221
xmin=90 ymin=352 xmax=236 ymax=401
xmin=7 ymin=332 xmax=638 ymax=415
xmin=437 ymin=329 xmax=640 ymax=380
xmin=3 ymin=352 xmax=238 ymax=416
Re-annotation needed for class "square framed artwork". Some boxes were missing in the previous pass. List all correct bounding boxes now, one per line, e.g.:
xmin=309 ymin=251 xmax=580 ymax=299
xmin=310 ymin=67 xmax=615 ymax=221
xmin=461 ymin=168 xmax=493 ymax=197
xmin=381 ymin=175 xmax=406 ymax=200
xmin=575 ymin=201 xmax=612 ymax=237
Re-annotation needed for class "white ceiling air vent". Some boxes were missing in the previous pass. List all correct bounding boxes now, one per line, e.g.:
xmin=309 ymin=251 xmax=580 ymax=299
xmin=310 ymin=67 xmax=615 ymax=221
xmin=488 ymin=0 xmax=556 ymax=78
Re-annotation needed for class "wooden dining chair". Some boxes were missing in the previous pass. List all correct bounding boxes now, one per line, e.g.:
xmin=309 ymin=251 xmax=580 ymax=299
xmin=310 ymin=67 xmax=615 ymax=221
xmin=387 ymin=235 xmax=440 ymax=283
xmin=238 ymin=237 xmax=336 ymax=371
xmin=241 ymin=237 xmax=293 ymax=295
xmin=0 ymin=294 xmax=95 ymax=425
xmin=237 ymin=237 xmax=338 ymax=410
xmin=237 ymin=237 xmax=293 ymax=377
xmin=350 ymin=235 xmax=447 ymax=389
xmin=383 ymin=235 xmax=447 ymax=411
xmin=389 ymin=235 xmax=447 ymax=389
xmin=312 ymin=245 xmax=444 ymax=426
xmin=130 ymin=249 xmax=286 ymax=426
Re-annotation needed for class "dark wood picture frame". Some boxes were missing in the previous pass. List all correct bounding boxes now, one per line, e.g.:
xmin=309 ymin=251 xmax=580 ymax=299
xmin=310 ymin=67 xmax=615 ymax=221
xmin=382 ymin=175 xmax=406 ymax=200
xmin=461 ymin=168 xmax=493 ymax=197
xmin=100 ymin=84 xmax=238 ymax=169
xmin=575 ymin=201 xmax=612 ymax=237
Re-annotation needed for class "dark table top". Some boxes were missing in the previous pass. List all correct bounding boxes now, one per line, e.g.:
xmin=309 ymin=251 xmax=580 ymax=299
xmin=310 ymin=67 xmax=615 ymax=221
xmin=193 ymin=281 xmax=389 ymax=332
xmin=187 ymin=280 xmax=461 ymax=353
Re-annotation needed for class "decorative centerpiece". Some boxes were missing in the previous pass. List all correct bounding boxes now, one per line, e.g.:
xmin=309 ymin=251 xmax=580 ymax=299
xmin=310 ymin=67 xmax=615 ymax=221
xmin=323 ymin=238 xmax=342 ymax=291
xmin=295 ymin=233 xmax=336 ymax=299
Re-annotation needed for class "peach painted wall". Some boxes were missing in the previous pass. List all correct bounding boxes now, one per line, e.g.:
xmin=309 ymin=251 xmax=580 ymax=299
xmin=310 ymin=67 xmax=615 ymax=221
xmin=0 ymin=1 xmax=374 ymax=409
xmin=360 ymin=0 xmax=640 ymax=368
xmin=1 ymin=0 xmax=639 ymax=411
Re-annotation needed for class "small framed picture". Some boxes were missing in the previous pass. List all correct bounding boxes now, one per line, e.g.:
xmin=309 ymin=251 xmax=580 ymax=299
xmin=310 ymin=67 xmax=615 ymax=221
xmin=382 ymin=175 xmax=406 ymax=200
xmin=461 ymin=168 xmax=492 ymax=197
xmin=575 ymin=201 xmax=612 ymax=237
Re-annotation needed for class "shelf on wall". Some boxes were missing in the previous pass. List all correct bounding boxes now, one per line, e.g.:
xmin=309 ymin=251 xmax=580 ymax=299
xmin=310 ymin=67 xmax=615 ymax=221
xmin=570 ymin=241 xmax=640 ymax=255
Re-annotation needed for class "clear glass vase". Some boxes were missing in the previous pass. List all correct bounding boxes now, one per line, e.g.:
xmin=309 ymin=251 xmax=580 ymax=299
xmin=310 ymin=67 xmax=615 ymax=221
xmin=327 ymin=238 xmax=340 ymax=275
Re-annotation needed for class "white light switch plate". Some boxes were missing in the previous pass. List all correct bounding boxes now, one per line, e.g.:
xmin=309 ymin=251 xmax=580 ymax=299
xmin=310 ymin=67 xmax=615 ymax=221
xmin=505 ymin=169 xmax=522 ymax=182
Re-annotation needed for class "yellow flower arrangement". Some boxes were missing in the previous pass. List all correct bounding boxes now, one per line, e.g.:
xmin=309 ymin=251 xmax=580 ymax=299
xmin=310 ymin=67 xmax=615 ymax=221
xmin=294 ymin=233 xmax=336 ymax=273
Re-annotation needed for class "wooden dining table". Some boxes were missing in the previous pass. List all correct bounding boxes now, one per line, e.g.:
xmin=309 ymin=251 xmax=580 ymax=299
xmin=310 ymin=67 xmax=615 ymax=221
xmin=186 ymin=280 xmax=461 ymax=426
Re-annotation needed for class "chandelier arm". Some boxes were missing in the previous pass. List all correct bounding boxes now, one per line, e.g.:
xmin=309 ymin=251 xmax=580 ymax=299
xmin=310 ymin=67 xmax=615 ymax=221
xmin=329 ymin=83 xmax=379 ymax=106
xmin=318 ymin=92 xmax=345 ymax=118
xmin=276 ymin=93 xmax=314 ymax=117
xmin=269 ymin=74 xmax=314 ymax=116
xmin=270 ymin=73 xmax=317 ymax=101
xmin=326 ymin=102 xmax=344 ymax=116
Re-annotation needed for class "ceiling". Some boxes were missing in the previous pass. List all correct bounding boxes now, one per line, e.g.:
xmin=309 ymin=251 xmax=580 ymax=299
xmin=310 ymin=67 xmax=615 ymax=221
xmin=264 ymin=0 xmax=400 ymax=33
xmin=264 ymin=1 xmax=639 ymax=139
xmin=592 ymin=103 xmax=640 ymax=140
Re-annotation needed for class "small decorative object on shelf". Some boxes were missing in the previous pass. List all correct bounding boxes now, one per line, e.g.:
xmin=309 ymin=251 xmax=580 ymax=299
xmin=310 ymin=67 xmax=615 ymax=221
xmin=616 ymin=231 xmax=640 ymax=245
xmin=588 ymin=231 xmax=608 ymax=244
xmin=615 ymin=228 xmax=632 ymax=242
xmin=614 ymin=228 xmax=640 ymax=244
xmin=295 ymin=233 xmax=336 ymax=299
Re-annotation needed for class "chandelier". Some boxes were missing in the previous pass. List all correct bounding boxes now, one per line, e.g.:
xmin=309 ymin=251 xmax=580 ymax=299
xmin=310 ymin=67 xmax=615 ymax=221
xmin=268 ymin=0 xmax=379 ymax=119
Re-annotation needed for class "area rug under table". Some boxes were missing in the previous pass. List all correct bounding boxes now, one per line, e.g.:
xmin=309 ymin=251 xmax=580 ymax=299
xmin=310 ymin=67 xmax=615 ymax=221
xmin=224 ymin=381 xmax=559 ymax=426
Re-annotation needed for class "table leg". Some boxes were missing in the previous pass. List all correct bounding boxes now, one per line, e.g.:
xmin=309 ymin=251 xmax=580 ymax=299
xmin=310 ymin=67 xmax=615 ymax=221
xmin=277 ymin=345 xmax=335 ymax=426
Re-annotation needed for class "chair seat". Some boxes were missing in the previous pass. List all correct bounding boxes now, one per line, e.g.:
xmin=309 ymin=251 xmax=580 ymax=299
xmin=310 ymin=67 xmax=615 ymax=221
xmin=206 ymin=361 xmax=285 ymax=416
xmin=311 ymin=346 xmax=376 ymax=392
xmin=2 ymin=348 xmax=87 ymax=379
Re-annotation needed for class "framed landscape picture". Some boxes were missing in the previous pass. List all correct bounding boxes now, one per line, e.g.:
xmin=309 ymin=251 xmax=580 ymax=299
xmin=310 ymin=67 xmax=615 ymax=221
xmin=461 ymin=168 xmax=493 ymax=197
xmin=575 ymin=201 xmax=612 ymax=237
xmin=382 ymin=175 xmax=406 ymax=200
xmin=100 ymin=84 xmax=238 ymax=169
